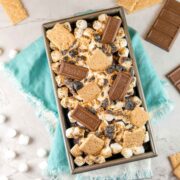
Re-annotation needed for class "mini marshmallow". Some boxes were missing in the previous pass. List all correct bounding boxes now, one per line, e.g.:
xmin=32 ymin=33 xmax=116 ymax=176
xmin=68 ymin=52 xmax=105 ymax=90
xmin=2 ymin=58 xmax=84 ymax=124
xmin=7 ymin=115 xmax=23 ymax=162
xmin=74 ymin=28 xmax=83 ymax=39
xmin=119 ymin=38 xmax=128 ymax=48
xmin=0 ymin=114 xmax=7 ymax=124
xmin=121 ymin=148 xmax=133 ymax=158
xmin=110 ymin=143 xmax=122 ymax=154
xmin=8 ymin=49 xmax=19 ymax=59
xmin=18 ymin=134 xmax=30 ymax=145
xmin=119 ymin=47 xmax=129 ymax=57
xmin=73 ymin=127 xmax=85 ymax=138
xmin=51 ymin=50 xmax=62 ymax=62
xmin=74 ymin=156 xmax=85 ymax=167
xmin=57 ymin=87 xmax=68 ymax=99
xmin=36 ymin=148 xmax=48 ymax=158
xmin=5 ymin=150 xmax=16 ymax=160
xmin=67 ymin=110 xmax=76 ymax=123
xmin=83 ymin=28 xmax=94 ymax=38
xmin=0 ymin=175 xmax=8 ymax=180
xmin=39 ymin=161 xmax=48 ymax=170
xmin=76 ymin=20 xmax=87 ymax=30
xmin=132 ymin=146 xmax=145 ymax=155
xmin=65 ymin=127 xmax=74 ymax=138
xmin=0 ymin=48 xmax=4 ymax=56
xmin=94 ymin=156 xmax=106 ymax=164
xmin=144 ymin=131 xmax=150 ymax=143
xmin=7 ymin=128 xmax=17 ymax=138
xmin=93 ymin=21 xmax=103 ymax=31
xmin=18 ymin=162 xmax=29 ymax=173
xmin=104 ymin=114 xmax=114 ymax=122
xmin=98 ymin=14 xmax=108 ymax=22
xmin=100 ymin=146 xmax=112 ymax=158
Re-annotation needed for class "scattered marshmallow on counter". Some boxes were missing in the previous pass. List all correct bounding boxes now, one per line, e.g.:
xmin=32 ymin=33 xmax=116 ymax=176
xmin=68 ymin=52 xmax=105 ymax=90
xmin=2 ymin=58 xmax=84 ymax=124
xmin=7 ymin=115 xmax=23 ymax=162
xmin=0 ymin=114 xmax=7 ymax=124
xmin=18 ymin=134 xmax=30 ymax=145
xmin=18 ymin=162 xmax=29 ymax=173
xmin=0 ymin=175 xmax=8 ymax=180
xmin=39 ymin=161 xmax=48 ymax=170
xmin=4 ymin=149 xmax=17 ymax=160
xmin=7 ymin=128 xmax=17 ymax=138
xmin=121 ymin=148 xmax=133 ymax=158
xmin=0 ymin=48 xmax=4 ymax=56
xmin=36 ymin=148 xmax=48 ymax=158
xmin=8 ymin=49 xmax=19 ymax=59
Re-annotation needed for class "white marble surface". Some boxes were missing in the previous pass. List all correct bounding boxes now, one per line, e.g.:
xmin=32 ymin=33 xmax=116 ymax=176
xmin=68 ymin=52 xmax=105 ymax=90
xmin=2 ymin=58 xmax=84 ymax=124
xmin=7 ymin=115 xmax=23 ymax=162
xmin=0 ymin=0 xmax=180 ymax=179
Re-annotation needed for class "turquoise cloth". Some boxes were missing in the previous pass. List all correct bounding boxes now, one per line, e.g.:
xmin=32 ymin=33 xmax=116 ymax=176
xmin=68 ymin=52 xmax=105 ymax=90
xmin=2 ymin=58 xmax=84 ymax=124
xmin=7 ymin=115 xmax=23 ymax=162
xmin=2 ymin=27 xmax=173 ymax=180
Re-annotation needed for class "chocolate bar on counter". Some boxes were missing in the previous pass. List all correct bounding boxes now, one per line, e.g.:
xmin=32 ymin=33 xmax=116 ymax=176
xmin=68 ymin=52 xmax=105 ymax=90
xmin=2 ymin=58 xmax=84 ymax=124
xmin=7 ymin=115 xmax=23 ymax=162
xmin=109 ymin=72 xmax=132 ymax=101
xmin=101 ymin=16 xmax=122 ymax=44
xmin=71 ymin=105 xmax=101 ymax=131
xmin=59 ymin=61 xmax=88 ymax=80
xmin=146 ymin=0 xmax=180 ymax=51
xmin=167 ymin=65 xmax=180 ymax=92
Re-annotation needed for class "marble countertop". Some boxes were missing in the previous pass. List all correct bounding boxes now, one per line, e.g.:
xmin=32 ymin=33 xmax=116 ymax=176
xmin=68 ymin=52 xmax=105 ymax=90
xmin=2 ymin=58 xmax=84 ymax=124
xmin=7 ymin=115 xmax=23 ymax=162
xmin=0 ymin=0 xmax=179 ymax=179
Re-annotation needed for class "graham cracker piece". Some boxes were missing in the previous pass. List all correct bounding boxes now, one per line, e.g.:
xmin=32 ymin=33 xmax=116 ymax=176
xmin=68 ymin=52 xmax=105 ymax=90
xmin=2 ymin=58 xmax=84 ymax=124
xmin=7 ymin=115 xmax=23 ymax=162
xmin=116 ymin=0 xmax=138 ymax=12
xmin=46 ymin=23 xmax=75 ymax=51
xmin=169 ymin=152 xmax=180 ymax=169
xmin=130 ymin=107 xmax=149 ymax=127
xmin=70 ymin=144 xmax=82 ymax=157
xmin=129 ymin=0 xmax=162 ymax=13
xmin=0 ymin=0 xmax=28 ymax=25
xmin=123 ymin=128 xmax=145 ymax=148
xmin=77 ymin=82 xmax=101 ymax=103
xmin=174 ymin=164 xmax=180 ymax=179
xmin=87 ymin=49 xmax=112 ymax=71
xmin=79 ymin=134 xmax=104 ymax=155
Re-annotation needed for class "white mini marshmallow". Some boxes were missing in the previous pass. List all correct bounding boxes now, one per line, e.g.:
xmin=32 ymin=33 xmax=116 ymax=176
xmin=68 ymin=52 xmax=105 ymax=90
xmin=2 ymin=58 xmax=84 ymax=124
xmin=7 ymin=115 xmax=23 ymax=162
xmin=101 ymin=146 xmax=112 ymax=158
xmin=0 ymin=114 xmax=7 ymax=124
xmin=68 ymin=111 xmax=76 ymax=123
xmin=5 ymin=150 xmax=16 ymax=160
xmin=110 ymin=143 xmax=122 ymax=154
xmin=98 ymin=14 xmax=108 ymax=22
xmin=39 ymin=161 xmax=48 ymax=170
xmin=36 ymin=148 xmax=48 ymax=158
xmin=144 ymin=131 xmax=150 ymax=143
xmin=0 ymin=175 xmax=8 ymax=180
xmin=7 ymin=128 xmax=17 ymax=138
xmin=104 ymin=114 xmax=114 ymax=122
xmin=8 ymin=49 xmax=19 ymax=59
xmin=65 ymin=127 xmax=74 ymax=138
xmin=0 ymin=48 xmax=4 ymax=56
xmin=119 ymin=38 xmax=128 ymax=48
xmin=76 ymin=20 xmax=87 ymax=30
xmin=93 ymin=21 xmax=103 ymax=30
xmin=121 ymin=148 xmax=133 ymax=158
xmin=119 ymin=47 xmax=129 ymax=57
xmin=74 ymin=28 xmax=83 ymax=39
xmin=132 ymin=146 xmax=145 ymax=155
xmin=18 ymin=162 xmax=29 ymax=173
xmin=18 ymin=134 xmax=30 ymax=145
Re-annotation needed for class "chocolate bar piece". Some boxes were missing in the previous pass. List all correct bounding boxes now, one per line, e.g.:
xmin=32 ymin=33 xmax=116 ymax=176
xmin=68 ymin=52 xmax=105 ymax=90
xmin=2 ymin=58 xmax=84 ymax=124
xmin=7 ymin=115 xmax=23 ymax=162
xmin=167 ymin=65 xmax=180 ymax=92
xmin=71 ymin=105 xmax=101 ymax=131
xmin=146 ymin=0 xmax=180 ymax=51
xmin=101 ymin=17 xmax=122 ymax=44
xmin=59 ymin=61 xmax=88 ymax=80
xmin=109 ymin=72 xmax=132 ymax=101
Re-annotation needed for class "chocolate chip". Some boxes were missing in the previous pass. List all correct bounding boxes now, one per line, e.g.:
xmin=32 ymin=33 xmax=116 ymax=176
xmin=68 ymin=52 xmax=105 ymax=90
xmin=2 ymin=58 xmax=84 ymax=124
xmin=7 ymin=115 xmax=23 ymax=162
xmin=104 ymin=125 xmax=115 ymax=139
xmin=69 ymin=49 xmax=78 ymax=57
xmin=110 ymin=43 xmax=117 ymax=53
xmin=101 ymin=98 xmax=109 ymax=109
xmin=94 ymin=34 xmax=101 ymax=42
xmin=116 ymin=65 xmax=126 ymax=72
xmin=89 ymin=76 xmax=95 ymax=82
xmin=103 ymin=79 xmax=108 ymax=86
xmin=106 ymin=64 xmax=116 ymax=74
xmin=77 ymin=55 xmax=86 ymax=61
xmin=73 ymin=81 xmax=83 ymax=91
xmin=125 ymin=100 xmax=135 ymax=110
xmin=112 ymin=74 xmax=117 ymax=80
xmin=63 ymin=56 xmax=69 ymax=61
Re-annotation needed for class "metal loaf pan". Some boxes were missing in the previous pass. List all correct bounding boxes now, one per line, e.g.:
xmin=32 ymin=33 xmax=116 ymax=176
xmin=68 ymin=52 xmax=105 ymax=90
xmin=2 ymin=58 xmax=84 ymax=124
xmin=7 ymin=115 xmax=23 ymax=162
xmin=42 ymin=7 xmax=158 ymax=174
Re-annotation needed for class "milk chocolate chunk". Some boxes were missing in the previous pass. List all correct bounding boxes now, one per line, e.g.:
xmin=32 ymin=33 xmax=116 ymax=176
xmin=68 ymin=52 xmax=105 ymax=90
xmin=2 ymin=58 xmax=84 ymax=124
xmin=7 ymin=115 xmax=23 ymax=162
xmin=146 ymin=0 xmax=180 ymax=51
xmin=167 ymin=65 xmax=180 ymax=92
xmin=71 ymin=105 xmax=101 ymax=131
xmin=101 ymin=17 xmax=122 ymax=44
xmin=59 ymin=61 xmax=88 ymax=80
xmin=109 ymin=72 xmax=132 ymax=101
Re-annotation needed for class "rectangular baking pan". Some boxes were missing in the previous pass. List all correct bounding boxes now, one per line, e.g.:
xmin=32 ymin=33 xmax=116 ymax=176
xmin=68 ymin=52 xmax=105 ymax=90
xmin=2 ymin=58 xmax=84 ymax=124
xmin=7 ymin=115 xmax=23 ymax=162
xmin=42 ymin=7 xmax=158 ymax=174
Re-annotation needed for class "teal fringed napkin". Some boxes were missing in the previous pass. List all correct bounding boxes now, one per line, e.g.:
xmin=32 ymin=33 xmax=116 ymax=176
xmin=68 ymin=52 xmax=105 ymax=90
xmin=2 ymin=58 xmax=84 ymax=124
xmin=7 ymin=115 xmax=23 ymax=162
xmin=1 ymin=27 xmax=173 ymax=180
